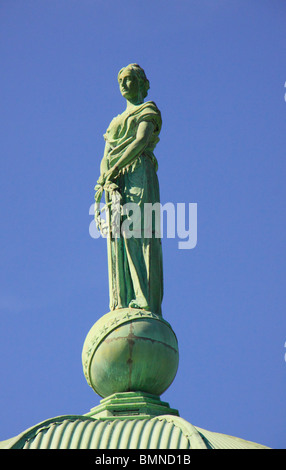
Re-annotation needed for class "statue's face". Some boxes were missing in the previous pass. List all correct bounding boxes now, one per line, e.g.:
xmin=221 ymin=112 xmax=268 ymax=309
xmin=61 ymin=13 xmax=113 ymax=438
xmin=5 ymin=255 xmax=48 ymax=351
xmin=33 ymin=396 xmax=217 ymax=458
xmin=118 ymin=69 xmax=140 ymax=101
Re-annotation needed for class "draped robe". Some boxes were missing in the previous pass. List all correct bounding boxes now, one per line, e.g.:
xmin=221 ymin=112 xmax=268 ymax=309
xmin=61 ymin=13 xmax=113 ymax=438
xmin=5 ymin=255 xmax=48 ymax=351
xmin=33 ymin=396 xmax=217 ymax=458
xmin=102 ymin=101 xmax=163 ymax=315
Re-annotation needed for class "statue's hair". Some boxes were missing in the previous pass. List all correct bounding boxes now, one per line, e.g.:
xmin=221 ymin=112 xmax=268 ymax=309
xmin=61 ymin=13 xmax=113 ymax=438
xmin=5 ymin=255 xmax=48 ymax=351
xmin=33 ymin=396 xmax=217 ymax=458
xmin=118 ymin=63 xmax=150 ymax=99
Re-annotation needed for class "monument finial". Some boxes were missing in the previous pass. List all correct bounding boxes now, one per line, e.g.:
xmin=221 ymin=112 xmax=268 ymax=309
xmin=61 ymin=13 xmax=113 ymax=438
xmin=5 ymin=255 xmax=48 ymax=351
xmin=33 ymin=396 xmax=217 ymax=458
xmin=82 ymin=65 xmax=178 ymax=404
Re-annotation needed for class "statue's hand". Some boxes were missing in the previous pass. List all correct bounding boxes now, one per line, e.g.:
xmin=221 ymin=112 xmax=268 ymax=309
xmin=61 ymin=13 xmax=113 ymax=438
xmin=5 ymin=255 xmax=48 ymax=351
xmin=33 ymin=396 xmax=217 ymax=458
xmin=94 ymin=169 xmax=120 ymax=201
xmin=97 ymin=174 xmax=106 ymax=186
xmin=105 ymin=165 xmax=119 ymax=182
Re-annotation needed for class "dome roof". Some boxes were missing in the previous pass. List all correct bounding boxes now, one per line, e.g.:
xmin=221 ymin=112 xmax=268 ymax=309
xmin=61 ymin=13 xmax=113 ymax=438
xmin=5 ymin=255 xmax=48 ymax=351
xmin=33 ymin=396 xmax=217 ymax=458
xmin=0 ymin=414 xmax=269 ymax=450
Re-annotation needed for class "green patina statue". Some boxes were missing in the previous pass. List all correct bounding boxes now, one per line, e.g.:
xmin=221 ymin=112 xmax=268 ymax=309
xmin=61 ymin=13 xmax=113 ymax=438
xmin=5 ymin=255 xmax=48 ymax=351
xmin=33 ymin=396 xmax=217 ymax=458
xmin=94 ymin=64 xmax=163 ymax=316
xmin=83 ymin=65 xmax=178 ymax=399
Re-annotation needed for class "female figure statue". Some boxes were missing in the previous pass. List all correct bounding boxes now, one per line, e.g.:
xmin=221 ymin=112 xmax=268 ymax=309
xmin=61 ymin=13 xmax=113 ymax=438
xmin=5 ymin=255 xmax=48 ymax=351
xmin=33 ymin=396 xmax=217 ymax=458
xmin=95 ymin=64 xmax=163 ymax=316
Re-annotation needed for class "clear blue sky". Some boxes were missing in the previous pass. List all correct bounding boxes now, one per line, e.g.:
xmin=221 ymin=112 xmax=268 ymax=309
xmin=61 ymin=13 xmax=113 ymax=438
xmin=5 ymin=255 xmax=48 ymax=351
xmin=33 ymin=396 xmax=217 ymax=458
xmin=0 ymin=1 xmax=285 ymax=449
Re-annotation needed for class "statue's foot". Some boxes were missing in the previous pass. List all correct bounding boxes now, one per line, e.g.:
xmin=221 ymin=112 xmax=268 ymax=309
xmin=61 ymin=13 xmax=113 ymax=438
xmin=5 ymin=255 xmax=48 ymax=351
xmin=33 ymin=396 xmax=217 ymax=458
xmin=128 ymin=300 xmax=150 ymax=311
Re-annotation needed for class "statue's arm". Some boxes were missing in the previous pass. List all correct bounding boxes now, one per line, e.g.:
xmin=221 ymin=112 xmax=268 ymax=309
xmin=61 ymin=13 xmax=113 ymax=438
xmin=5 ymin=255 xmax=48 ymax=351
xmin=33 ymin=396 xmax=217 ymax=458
xmin=100 ymin=142 xmax=110 ymax=176
xmin=106 ymin=121 xmax=155 ymax=180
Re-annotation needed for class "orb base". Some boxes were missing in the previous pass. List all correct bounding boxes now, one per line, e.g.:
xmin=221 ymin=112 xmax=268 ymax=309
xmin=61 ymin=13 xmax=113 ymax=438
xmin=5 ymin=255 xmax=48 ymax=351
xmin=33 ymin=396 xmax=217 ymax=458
xmin=85 ymin=391 xmax=179 ymax=420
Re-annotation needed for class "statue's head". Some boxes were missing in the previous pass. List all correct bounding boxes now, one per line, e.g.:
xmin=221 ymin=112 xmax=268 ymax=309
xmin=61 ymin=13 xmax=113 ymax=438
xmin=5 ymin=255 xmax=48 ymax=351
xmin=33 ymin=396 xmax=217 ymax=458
xmin=118 ymin=63 xmax=150 ymax=102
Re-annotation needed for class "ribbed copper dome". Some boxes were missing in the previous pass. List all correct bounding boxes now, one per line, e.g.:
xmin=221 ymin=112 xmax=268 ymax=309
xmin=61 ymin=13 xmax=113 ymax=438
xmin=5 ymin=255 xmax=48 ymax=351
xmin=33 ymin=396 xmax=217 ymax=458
xmin=0 ymin=414 xmax=269 ymax=449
